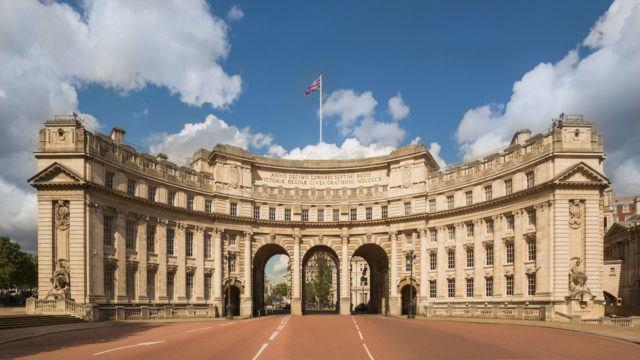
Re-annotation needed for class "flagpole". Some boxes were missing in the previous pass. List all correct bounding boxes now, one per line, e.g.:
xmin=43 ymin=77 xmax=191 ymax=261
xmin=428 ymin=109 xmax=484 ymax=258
xmin=319 ymin=75 xmax=323 ymax=159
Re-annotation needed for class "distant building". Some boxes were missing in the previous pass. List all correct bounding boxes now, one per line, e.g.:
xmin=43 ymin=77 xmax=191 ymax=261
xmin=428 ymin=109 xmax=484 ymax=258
xmin=612 ymin=195 xmax=638 ymax=222
xmin=350 ymin=256 xmax=370 ymax=306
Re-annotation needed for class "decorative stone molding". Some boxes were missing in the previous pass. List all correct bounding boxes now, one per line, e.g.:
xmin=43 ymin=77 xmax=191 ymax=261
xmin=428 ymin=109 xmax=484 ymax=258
xmin=569 ymin=200 xmax=583 ymax=229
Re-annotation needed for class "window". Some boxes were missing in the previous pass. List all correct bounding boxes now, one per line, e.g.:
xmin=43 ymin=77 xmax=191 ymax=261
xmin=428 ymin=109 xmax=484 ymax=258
xmin=269 ymin=207 xmax=276 ymax=221
xmin=448 ymin=251 xmax=455 ymax=269
xmin=466 ymin=278 xmax=473 ymax=297
xmin=485 ymin=277 xmax=493 ymax=297
xmin=229 ymin=256 xmax=236 ymax=272
xmin=229 ymin=234 xmax=236 ymax=246
xmin=366 ymin=207 xmax=372 ymax=220
xmin=506 ymin=276 xmax=514 ymax=296
xmin=405 ymin=233 xmax=412 ymax=245
xmin=504 ymin=179 xmax=512 ymax=195
xmin=104 ymin=267 xmax=114 ymax=300
xmin=147 ymin=270 xmax=155 ymax=300
xmin=506 ymin=215 xmax=514 ymax=231
xmin=447 ymin=195 xmax=454 ymax=209
xmin=404 ymin=202 xmax=411 ymax=216
xmin=204 ymin=274 xmax=212 ymax=300
xmin=465 ymin=191 xmax=473 ymax=206
xmin=103 ymin=215 xmax=114 ymax=247
xmin=526 ymin=171 xmax=535 ymax=189
xmin=448 ymin=226 xmax=455 ymax=241
xmin=126 ymin=220 xmax=136 ymax=250
xmin=186 ymin=273 xmax=194 ymax=300
xmin=484 ymin=185 xmax=492 ymax=201
xmin=148 ymin=186 xmax=156 ymax=201
xmin=126 ymin=268 xmax=136 ymax=299
xmin=253 ymin=206 xmax=260 ymax=219
xmin=302 ymin=209 xmax=309 ymax=222
xmin=167 ymin=228 xmax=175 ymax=255
xmin=127 ymin=179 xmax=136 ymax=196
xmin=405 ymin=254 xmax=415 ymax=271
xmin=466 ymin=223 xmax=474 ymax=238
xmin=186 ymin=231 xmax=193 ymax=257
xmin=204 ymin=233 xmax=212 ymax=259
xmin=430 ymin=229 xmax=437 ymax=243
xmin=168 ymin=191 xmax=176 ymax=206
xmin=622 ymin=204 xmax=630 ymax=212
xmin=527 ymin=273 xmax=536 ymax=295
xmin=430 ymin=253 xmax=437 ymax=270
xmin=205 ymin=199 xmax=212 ymax=213
xmin=381 ymin=206 xmax=388 ymax=219
xmin=429 ymin=199 xmax=436 ymax=213
xmin=285 ymin=208 xmax=292 ymax=221
xmin=486 ymin=246 xmax=493 ymax=266
xmin=186 ymin=195 xmax=194 ymax=210
xmin=318 ymin=209 xmax=324 ymax=222
xmin=466 ymin=248 xmax=474 ymax=268
xmin=506 ymin=243 xmax=514 ymax=264
xmin=528 ymin=209 xmax=536 ymax=226
xmin=350 ymin=208 xmax=357 ymax=221
xmin=486 ymin=219 xmax=494 ymax=234
xmin=448 ymin=279 xmax=455 ymax=298
xmin=167 ymin=271 xmax=175 ymax=300
xmin=429 ymin=280 xmax=437 ymax=298
xmin=105 ymin=172 xmax=114 ymax=189
xmin=147 ymin=225 xmax=156 ymax=253
xmin=230 ymin=202 xmax=237 ymax=216
xmin=360 ymin=276 xmax=368 ymax=286
xmin=528 ymin=239 xmax=536 ymax=261
xmin=333 ymin=209 xmax=340 ymax=221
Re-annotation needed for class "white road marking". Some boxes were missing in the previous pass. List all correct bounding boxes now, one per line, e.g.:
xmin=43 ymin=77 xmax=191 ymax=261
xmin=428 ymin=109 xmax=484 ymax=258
xmin=251 ymin=343 xmax=269 ymax=360
xmin=93 ymin=341 xmax=165 ymax=356
xmin=352 ymin=317 xmax=375 ymax=359
xmin=269 ymin=331 xmax=279 ymax=340
xmin=186 ymin=326 xmax=211 ymax=333
xmin=277 ymin=325 xmax=284 ymax=330
xmin=219 ymin=322 xmax=236 ymax=326
xmin=363 ymin=343 xmax=375 ymax=360
xmin=357 ymin=330 xmax=363 ymax=340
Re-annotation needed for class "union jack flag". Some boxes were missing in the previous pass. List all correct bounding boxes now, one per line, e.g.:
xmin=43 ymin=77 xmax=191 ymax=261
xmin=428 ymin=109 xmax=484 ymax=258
xmin=304 ymin=76 xmax=321 ymax=96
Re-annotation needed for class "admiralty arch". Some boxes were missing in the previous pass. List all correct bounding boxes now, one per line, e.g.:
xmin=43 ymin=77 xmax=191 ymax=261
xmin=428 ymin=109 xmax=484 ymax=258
xmin=29 ymin=115 xmax=610 ymax=320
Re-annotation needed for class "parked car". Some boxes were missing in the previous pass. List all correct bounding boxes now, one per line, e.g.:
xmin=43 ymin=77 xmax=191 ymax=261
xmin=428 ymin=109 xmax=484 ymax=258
xmin=354 ymin=303 xmax=368 ymax=313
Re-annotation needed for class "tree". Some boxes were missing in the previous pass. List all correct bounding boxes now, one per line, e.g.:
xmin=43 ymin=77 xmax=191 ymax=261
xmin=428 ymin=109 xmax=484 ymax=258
xmin=274 ymin=282 xmax=289 ymax=298
xmin=0 ymin=236 xmax=38 ymax=288
xmin=310 ymin=253 xmax=333 ymax=307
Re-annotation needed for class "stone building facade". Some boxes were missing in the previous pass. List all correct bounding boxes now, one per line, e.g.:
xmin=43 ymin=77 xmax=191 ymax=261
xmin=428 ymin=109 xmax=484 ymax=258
xmin=29 ymin=115 xmax=610 ymax=319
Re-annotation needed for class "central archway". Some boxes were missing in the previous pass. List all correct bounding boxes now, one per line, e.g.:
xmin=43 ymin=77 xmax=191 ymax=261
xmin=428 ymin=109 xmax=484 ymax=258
xmin=302 ymin=245 xmax=340 ymax=314
xmin=252 ymin=244 xmax=290 ymax=317
xmin=352 ymin=243 xmax=389 ymax=315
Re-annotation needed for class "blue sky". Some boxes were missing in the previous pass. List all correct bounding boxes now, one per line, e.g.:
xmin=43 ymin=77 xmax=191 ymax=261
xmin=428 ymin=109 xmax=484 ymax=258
xmin=1 ymin=0 xmax=639 ymax=255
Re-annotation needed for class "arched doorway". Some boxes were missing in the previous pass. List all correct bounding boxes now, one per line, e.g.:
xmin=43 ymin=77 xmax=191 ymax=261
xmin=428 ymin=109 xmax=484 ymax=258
xmin=224 ymin=282 xmax=241 ymax=317
xmin=351 ymin=243 xmax=389 ymax=314
xmin=302 ymin=245 xmax=340 ymax=314
xmin=252 ymin=244 xmax=290 ymax=317
xmin=400 ymin=283 xmax=417 ymax=316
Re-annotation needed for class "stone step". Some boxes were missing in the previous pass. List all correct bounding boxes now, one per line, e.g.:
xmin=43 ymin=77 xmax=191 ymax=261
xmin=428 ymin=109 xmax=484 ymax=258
xmin=0 ymin=315 xmax=85 ymax=329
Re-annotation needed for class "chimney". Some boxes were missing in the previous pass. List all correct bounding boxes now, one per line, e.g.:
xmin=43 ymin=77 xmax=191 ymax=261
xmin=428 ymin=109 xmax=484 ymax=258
xmin=109 ymin=126 xmax=125 ymax=145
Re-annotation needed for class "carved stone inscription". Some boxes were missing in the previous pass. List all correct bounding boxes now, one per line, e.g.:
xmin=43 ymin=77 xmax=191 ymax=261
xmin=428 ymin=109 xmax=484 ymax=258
xmin=257 ymin=170 xmax=387 ymax=188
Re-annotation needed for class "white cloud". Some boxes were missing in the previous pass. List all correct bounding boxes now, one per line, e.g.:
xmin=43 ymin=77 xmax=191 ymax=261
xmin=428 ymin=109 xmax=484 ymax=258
xmin=0 ymin=178 xmax=38 ymax=253
xmin=453 ymin=0 xmax=640 ymax=194
xmin=388 ymin=92 xmax=410 ymax=121
xmin=227 ymin=5 xmax=244 ymax=21
xmin=428 ymin=142 xmax=446 ymax=169
xmin=279 ymin=138 xmax=396 ymax=160
xmin=133 ymin=107 xmax=149 ymax=119
xmin=268 ymin=144 xmax=287 ymax=157
xmin=410 ymin=136 xmax=421 ymax=145
xmin=266 ymin=255 xmax=289 ymax=283
xmin=352 ymin=117 xmax=405 ymax=147
xmin=323 ymin=89 xmax=377 ymax=135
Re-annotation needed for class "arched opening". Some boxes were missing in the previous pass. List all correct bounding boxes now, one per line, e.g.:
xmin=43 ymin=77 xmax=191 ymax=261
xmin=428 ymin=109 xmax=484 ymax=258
xmin=224 ymin=284 xmax=241 ymax=317
xmin=252 ymin=244 xmax=290 ymax=317
xmin=351 ymin=243 xmax=389 ymax=315
xmin=302 ymin=245 xmax=340 ymax=314
xmin=400 ymin=284 xmax=417 ymax=316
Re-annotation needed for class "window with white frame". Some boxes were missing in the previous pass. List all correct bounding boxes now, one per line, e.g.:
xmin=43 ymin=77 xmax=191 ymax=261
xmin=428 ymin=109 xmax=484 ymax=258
xmin=230 ymin=202 xmax=237 ymax=216
xmin=430 ymin=253 xmax=437 ymax=270
xmin=486 ymin=246 xmax=493 ymax=266
xmin=486 ymin=219 xmax=494 ymax=234
xmin=448 ymin=226 xmax=455 ymax=241
xmin=429 ymin=280 xmax=437 ymax=298
xmin=527 ymin=273 xmax=536 ymax=295
xmin=350 ymin=208 xmax=357 ymax=221
xmin=285 ymin=208 xmax=292 ymax=221
xmin=484 ymin=185 xmax=492 ymax=201
xmin=148 ymin=186 xmax=156 ymax=202
xmin=504 ymin=179 xmax=512 ymax=195
xmin=269 ymin=207 xmax=276 ymax=221
xmin=448 ymin=251 xmax=455 ymax=269
xmin=485 ymin=277 xmax=493 ymax=297
xmin=466 ymin=223 xmax=474 ymax=237
xmin=229 ymin=256 xmax=236 ymax=272
xmin=466 ymin=248 xmax=474 ymax=267
xmin=302 ymin=209 xmax=309 ymax=222
xmin=333 ymin=209 xmax=340 ymax=221
xmin=506 ymin=243 xmax=514 ymax=263
xmin=506 ymin=276 xmax=514 ymax=295
xmin=528 ymin=239 xmax=536 ymax=261
xmin=187 ymin=196 xmax=194 ymax=211
xmin=204 ymin=233 xmax=212 ymax=259
xmin=147 ymin=225 xmax=156 ymax=253
xmin=466 ymin=278 xmax=473 ymax=297
xmin=318 ymin=209 xmax=324 ymax=222
xmin=186 ymin=231 xmax=193 ymax=257
xmin=465 ymin=191 xmax=473 ymax=206
xmin=430 ymin=229 xmax=437 ymax=243
xmin=126 ymin=220 xmax=136 ymax=250
xmin=528 ymin=209 xmax=536 ymax=226
xmin=405 ymin=254 xmax=415 ymax=271
xmin=429 ymin=199 xmax=436 ymax=213
xmin=127 ymin=179 xmax=136 ymax=196
xmin=447 ymin=279 xmax=455 ymax=298
xmin=103 ymin=215 xmax=114 ymax=247
xmin=506 ymin=215 xmax=514 ymax=230
xmin=404 ymin=202 xmax=411 ymax=216
xmin=105 ymin=172 xmax=114 ymax=189
xmin=205 ymin=199 xmax=212 ymax=213
xmin=447 ymin=195 xmax=454 ymax=209
xmin=228 ymin=233 xmax=236 ymax=246
xmin=168 ymin=191 xmax=176 ymax=206
xmin=526 ymin=171 xmax=535 ymax=189
xmin=253 ymin=206 xmax=260 ymax=219
xmin=166 ymin=228 xmax=175 ymax=255
xmin=366 ymin=207 xmax=372 ymax=220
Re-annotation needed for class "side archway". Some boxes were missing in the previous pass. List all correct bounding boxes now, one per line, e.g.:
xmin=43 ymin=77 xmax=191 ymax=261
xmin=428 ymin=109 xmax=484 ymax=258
xmin=398 ymin=276 xmax=418 ymax=316
xmin=252 ymin=243 xmax=289 ymax=316
xmin=352 ymin=243 xmax=389 ymax=314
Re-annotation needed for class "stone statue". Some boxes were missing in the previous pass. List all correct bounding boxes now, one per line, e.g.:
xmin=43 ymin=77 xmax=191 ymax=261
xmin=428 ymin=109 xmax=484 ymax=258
xmin=45 ymin=259 xmax=71 ymax=300
xmin=568 ymin=200 xmax=582 ymax=229
xmin=568 ymin=257 xmax=591 ymax=300
xmin=54 ymin=200 xmax=70 ymax=230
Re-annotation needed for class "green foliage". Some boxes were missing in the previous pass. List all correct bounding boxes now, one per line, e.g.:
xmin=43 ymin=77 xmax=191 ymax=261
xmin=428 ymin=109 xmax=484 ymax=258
xmin=0 ymin=236 xmax=38 ymax=287
xmin=305 ymin=252 xmax=334 ymax=307
xmin=274 ymin=282 xmax=289 ymax=298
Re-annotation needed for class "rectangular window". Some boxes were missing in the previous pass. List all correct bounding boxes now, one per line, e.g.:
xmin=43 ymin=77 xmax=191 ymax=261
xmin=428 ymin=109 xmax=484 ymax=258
xmin=505 ymin=179 xmax=512 ymax=195
xmin=104 ymin=267 xmax=114 ymax=300
xmin=205 ymin=199 xmax=212 ymax=213
xmin=229 ymin=234 xmax=236 ymax=246
xmin=147 ymin=225 xmax=156 ymax=253
xmin=486 ymin=277 xmax=493 ymax=297
xmin=103 ymin=215 xmax=114 ymax=247
xmin=381 ymin=206 xmax=388 ymax=219
xmin=253 ymin=206 xmax=260 ymax=219
xmin=506 ymin=276 xmax=514 ymax=296
xmin=527 ymin=273 xmax=536 ymax=295
xmin=430 ymin=229 xmax=437 ymax=243
xmin=486 ymin=219 xmax=494 ymax=234
xmin=204 ymin=233 xmax=212 ymax=259
xmin=447 ymin=195 xmax=454 ymax=210
xmin=148 ymin=186 xmax=156 ymax=202
xmin=486 ymin=246 xmax=494 ymax=266
xmin=528 ymin=239 xmax=536 ymax=261
xmin=528 ymin=209 xmax=536 ymax=226
xmin=484 ymin=185 xmax=492 ymax=201
xmin=466 ymin=248 xmax=474 ymax=268
xmin=506 ymin=243 xmax=514 ymax=264
xmin=350 ymin=208 xmax=357 ymax=221
xmin=147 ymin=270 xmax=155 ymax=300
xmin=229 ymin=256 xmax=236 ymax=272
xmin=127 ymin=179 xmax=136 ymax=196
xmin=466 ymin=223 xmax=474 ymax=237
xmin=448 ymin=251 xmax=455 ymax=269
xmin=405 ymin=254 xmax=415 ymax=271
xmin=448 ymin=279 xmax=455 ymax=298
xmin=186 ymin=273 xmax=194 ymax=300
xmin=302 ymin=209 xmax=309 ymax=222
xmin=366 ymin=207 xmax=372 ymax=220
xmin=126 ymin=220 xmax=136 ymax=250
xmin=186 ymin=231 xmax=193 ymax=257
xmin=466 ymin=278 xmax=474 ymax=297
xmin=404 ymin=202 xmax=411 ymax=216
xmin=167 ymin=271 xmax=175 ymax=300
xmin=126 ymin=268 xmax=136 ymax=300
xmin=429 ymin=199 xmax=436 ymax=213
xmin=105 ymin=172 xmax=114 ymax=189
xmin=318 ymin=209 xmax=325 ymax=222
xmin=167 ymin=228 xmax=175 ymax=255
xmin=269 ymin=207 xmax=276 ymax=221
xmin=430 ymin=253 xmax=437 ymax=270
xmin=429 ymin=280 xmax=437 ymax=298
xmin=526 ymin=171 xmax=535 ymax=189
xmin=465 ymin=191 xmax=473 ymax=206
xmin=204 ymin=274 xmax=212 ymax=300
xmin=506 ymin=215 xmax=514 ymax=231
xmin=285 ymin=208 xmax=291 ymax=221
xmin=168 ymin=191 xmax=176 ymax=206
xmin=230 ymin=202 xmax=238 ymax=216
xmin=332 ymin=209 xmax=339 ymax=221
xmin=448 ymin=226 xmax=455 ymax=241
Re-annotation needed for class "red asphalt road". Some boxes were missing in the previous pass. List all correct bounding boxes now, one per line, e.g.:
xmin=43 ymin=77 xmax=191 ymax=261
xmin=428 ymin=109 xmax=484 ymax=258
xmin=0 ymin=315 xmax=638 ymax=360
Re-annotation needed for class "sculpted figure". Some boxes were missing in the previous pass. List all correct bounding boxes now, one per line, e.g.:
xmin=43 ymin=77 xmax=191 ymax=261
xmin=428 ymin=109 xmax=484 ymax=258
xmin=46 ymin=260 xmax=71 ymax=299
xmin=55 ymin=201 xmax=70 ymax=230
xmin=568 ymin=200 xmax=582 ymax=229
xmin=568 ymin=257 xmax=591 ymax=298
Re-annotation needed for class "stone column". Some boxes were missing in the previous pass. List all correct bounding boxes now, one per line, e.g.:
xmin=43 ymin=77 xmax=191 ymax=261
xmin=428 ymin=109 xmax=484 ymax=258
xmin=213 ymin=228 xmax=223 ymax=315
xmin=419 ymin=227 xmax=428 ymax=314
xmin=513 ymin=210 xmax=524 ymax=296
xmin=115 ymin=212 xmax=128 ymax=302
xmin=88 ymin=205 xmax=105 ymax=302
xmin=493 ymin=215 xmax=504 ymax=298
xmin=291 ymin=232 xmax=302 ymax=316
xmin=176 ymin=224 xmax=186 ymax=302
xmin=340 ymin=234 xmax=350 ymax=315
xmin=195 ymin=227 xmax=205 ymax=303
xmin=455 ymin=223 xmax=464 ymax=299
xmin=157 ymin=221 xmax=168 ymax=302
xmin=137 ymin=217 xmax=149 ymax=302
xmin=390 ymin=231 xmax=401 ymax=316
xmin=240 ymin=231 xmax=253 ymax=318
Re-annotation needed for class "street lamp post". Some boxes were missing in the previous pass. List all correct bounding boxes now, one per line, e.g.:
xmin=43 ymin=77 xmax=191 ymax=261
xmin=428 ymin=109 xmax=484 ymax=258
xmin=408 ymin=250 xmax=415 ymax=319
xmin=361 ymin=265 xmax=367 ymax=312
xmin=225 ymin=251 xmax=233 ymax=320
